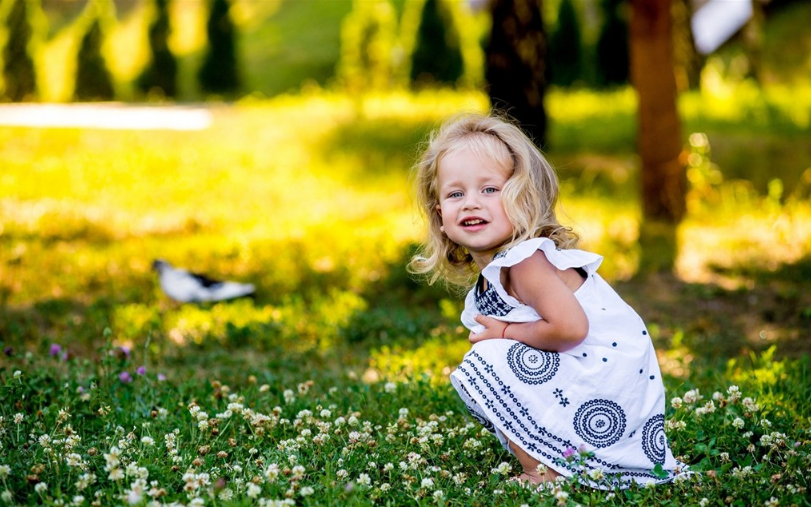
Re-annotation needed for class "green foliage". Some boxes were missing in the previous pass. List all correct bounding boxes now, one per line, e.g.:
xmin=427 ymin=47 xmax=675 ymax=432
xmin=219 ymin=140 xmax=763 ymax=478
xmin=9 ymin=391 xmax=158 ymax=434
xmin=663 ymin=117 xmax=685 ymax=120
xmin=549 ymin=0 xmax=583 ymax=87
xmin=136 ymin=0 xmax=177 ymax=99
xmin=337 ymin=0 xmax=399 ymax=93
xmin=594 ymin=0 xmax=629 ymax=88
xmin=409 ymin=0 xmax=463 ymax=87
xmin=1 ymin=0 xmax=37 ymax=101
xmin=198 ymin=0 xmax=240 ymax=96
xmin=73 ymin=2 xmax=114 ymax=102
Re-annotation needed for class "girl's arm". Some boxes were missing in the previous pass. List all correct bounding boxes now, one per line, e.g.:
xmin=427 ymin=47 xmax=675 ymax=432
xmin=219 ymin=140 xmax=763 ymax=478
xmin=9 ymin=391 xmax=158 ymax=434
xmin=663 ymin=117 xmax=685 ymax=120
xmin=469 ymin=250 xmax=589 ymax=352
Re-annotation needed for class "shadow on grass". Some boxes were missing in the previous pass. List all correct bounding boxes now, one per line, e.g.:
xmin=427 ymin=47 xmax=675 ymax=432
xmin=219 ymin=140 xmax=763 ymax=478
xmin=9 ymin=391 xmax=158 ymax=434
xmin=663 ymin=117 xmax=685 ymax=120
xmin=617 ymin=255 xmax=811 ymax=362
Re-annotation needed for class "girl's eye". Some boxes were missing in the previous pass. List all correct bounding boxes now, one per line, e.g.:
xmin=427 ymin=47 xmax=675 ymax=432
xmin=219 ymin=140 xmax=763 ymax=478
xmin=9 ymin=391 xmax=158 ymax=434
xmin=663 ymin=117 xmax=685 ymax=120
xmin=448 ymin=191 xmax=463 ymax=198
xmin=483 ymin=187 xmax=498 ymax=194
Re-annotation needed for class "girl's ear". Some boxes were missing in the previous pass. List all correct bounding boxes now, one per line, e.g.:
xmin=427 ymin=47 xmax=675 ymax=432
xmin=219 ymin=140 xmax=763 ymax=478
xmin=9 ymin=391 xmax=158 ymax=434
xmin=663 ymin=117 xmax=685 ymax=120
xmin=435 ymin=204 xmax=442 ymax=217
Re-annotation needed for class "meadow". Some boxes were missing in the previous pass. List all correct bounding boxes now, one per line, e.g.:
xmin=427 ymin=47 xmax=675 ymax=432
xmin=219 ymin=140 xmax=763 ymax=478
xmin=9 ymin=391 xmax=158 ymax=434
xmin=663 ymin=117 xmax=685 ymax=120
xmin=1 ymin=86 xmax=811 ymax=505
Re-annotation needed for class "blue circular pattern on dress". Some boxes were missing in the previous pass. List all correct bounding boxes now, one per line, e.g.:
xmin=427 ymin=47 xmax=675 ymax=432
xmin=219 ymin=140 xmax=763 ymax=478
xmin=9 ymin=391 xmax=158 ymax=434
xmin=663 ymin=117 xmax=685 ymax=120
xmin=642 ymin=414 xmax=666 ymax=464
xmin=573 ymin=399 xmax=627 ymax=448
xmin=507 ymin=343 xmax=560 ymax=385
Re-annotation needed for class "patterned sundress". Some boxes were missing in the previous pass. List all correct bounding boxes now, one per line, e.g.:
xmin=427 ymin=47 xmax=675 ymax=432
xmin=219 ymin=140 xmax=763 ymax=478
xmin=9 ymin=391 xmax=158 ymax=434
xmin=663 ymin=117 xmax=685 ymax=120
xmin=450 ymin=237 xmax=684 ymax=488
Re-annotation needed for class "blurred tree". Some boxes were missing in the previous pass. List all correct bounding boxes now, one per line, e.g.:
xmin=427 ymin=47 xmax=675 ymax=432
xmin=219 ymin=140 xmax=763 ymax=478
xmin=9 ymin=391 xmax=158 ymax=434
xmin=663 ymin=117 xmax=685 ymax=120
xmin=337 ymin=0 xmax=398 ymax=93
xmin=74 ymin=9 xmax=114 ymax=101
xmin=137 ymin=0 xmax=177 ymax=99
xmin=410 ymin=0 xmax=464 ymax=86
xmin=2 ymin=0 xmax=37 ymax=101
xmin=549 ymin=0 xmax=582 ymax=87
xmin=629 ymin=0 xmax=686 ymax=274
xmin=595 ymin=0 xmax=629 ymax=88
xmin=485 ymin=0 xmax=548 ymax=147
xmin=198 ymin=0 xmax=240 ymax=96
xmin=671 ymin=0 xmax=701 ymax=91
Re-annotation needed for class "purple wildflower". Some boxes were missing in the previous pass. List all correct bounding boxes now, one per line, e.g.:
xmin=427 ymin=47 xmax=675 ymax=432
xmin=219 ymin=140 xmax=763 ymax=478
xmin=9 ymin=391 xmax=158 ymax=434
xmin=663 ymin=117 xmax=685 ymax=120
xmin=4 ymin=346 xmax=12 ymax=357
xmin=157 ymin=373 xmax=167 ymax=382
xmin=119 ymin=371 xmax=133 ymax=383
xmin=50 ymin=344 xmax=62 ymax=357
xmin=136 ymin=366 xmax=146 ymax=376
xmin=562 ymin=447 xmax=577 ymax=460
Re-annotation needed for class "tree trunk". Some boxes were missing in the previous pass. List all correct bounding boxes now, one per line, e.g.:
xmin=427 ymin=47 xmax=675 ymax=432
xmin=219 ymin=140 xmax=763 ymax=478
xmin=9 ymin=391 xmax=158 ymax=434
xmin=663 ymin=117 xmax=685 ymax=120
xmin=629 ymin=0 xmax=686 ymax=274
xmin=485 ymin=0 xmax=548 ymax=148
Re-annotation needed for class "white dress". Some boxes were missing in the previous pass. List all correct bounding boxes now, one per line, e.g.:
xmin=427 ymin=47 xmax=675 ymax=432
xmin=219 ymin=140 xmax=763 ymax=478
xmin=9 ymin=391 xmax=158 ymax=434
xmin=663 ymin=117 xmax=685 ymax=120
xmin=450 ymin=237 xmax=684 ymax=488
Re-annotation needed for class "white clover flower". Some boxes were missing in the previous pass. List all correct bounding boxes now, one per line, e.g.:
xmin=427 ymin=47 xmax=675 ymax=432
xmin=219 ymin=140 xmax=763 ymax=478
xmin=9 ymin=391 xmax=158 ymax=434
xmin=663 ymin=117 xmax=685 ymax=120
xmin=13 ymin=371 xmax=22 ymax=379
xmin=433 ymin=490 xmax=444 ymax=500
xmin=320 ymin=409 xmax=331 ymax=419
xmin=1 ymin=491 xmax=12 ymax=503
xmin=588 ymin=468 xmax=605 ymax=481
xmin=283 ymin=390 xmax=295 ymax=403
xmin=492 ymin=462 xmax=511 ymax=475
xmin=189 ymin=498 xmax=204 ymax=507
xmin=357 ymin=473 xmax=371 ymax=486
xmin=141 ymin=436 xmax=155 ymax=446
xmin=699 ymin=498 xmax=709 ymax=507
xmin=670 ymin=397 xmax=683 ymax=409
xmin=555 ymin=490 xmax=569 ymax=501
xmin=761 ymin=419 xmax=772 ymax=429
xmin=66 ymin=453 xmax=83 ymax=467
xmin=34 ymin=482 xmax=48 ymax=494
xmin=13 ymin=413 xmax=24 ymax=424
xmin=247 ymin=483 xmax=261 ymax=499
xmin=683 ymin=389 xmax=699 ymax=404
xmin=380 ymin=483 xmax=391 ymax=491
xmin=384 ymin=382 xmax=397 ymax=393
xmin=732 ymin=418 xmax=745 ymax=429
xmin=764 ymin=497 xmax=779 ymax=507
xmin=336 ymin=469 xmax=348 ymax=479
xmin=399 ymin=408 xmax=409 ymax=418
xmin=291 ymin=465 xmax=305 ymax=479
xmin=108 ymin=468 xmax=124 ymax=481
xmin=0 ymin=465 xmax=10 ymax=478
xmin=265 ymin=463 xmax=280 ymax=482
xmin=218 ymin=488 xmax=233 ymax=501
xmin=300 ymin=486 xmax=314 ymax=497
xmin=742 ymin=397 xmax=760 ymax=412
xmin=421 ymin=477 xmax=435 ymax=489
xmin=72 ymin=494 xmax=85 ymax=505
xmin=383 ymin=463 xmax=394 ymax=472
xmin=727 ymin=385 xmax=741 ymax=402
xmin=719 ymin=452 xmax=730 ymax=462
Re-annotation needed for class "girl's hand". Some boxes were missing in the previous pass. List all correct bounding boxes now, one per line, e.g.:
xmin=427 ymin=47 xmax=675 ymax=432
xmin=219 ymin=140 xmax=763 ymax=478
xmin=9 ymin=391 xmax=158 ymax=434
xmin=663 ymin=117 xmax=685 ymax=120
xmin=469 ymin=314 xmax=511 ymax=344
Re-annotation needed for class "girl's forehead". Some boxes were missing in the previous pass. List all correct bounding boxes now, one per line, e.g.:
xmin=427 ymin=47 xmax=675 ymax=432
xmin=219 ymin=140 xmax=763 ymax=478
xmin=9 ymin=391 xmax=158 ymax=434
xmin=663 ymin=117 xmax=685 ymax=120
xmin=443 ymin=133 xmax=511 ymax=164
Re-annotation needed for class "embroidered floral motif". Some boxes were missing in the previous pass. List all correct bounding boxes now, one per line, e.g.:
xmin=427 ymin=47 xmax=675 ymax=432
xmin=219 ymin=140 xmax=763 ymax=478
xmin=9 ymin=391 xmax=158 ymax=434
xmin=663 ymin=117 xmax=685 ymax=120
xmin=573 ymin=399 xmax=627 ymax=448
xmin=507 ymin=343 xmax=560 ymax=385
xmin=641 ymin=414 xmax=666 ymax=464
xmin=554 ymin=388 xmax=570 ymax=407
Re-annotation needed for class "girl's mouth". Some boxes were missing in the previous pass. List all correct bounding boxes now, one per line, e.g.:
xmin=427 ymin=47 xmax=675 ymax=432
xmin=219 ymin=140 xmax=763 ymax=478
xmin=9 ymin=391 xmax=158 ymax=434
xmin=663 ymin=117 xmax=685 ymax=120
xmin=462 ymin=218 xmax=487 ymax=227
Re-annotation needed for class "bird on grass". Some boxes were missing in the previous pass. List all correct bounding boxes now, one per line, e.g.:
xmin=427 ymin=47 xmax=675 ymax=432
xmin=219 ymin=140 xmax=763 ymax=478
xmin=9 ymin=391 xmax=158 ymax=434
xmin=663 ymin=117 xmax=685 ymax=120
xmin=152 ymin=259 xmax=255 ymax=303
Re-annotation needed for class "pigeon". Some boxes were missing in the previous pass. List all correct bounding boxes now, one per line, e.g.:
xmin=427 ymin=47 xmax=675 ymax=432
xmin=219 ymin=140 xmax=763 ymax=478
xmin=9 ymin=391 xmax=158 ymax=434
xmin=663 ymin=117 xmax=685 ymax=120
xmin=152 ymin=259 xmax=255 ymax=303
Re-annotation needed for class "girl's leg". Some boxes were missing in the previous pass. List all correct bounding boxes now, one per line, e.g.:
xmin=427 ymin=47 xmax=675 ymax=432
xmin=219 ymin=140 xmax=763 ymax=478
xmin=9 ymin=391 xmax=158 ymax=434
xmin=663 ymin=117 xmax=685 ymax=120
xmin=506 ymin=436 xmax=560 ymax=484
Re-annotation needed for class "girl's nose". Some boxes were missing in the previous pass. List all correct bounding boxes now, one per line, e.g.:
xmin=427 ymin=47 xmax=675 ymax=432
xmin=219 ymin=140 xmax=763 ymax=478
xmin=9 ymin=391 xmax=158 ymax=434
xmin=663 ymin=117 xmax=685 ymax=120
xmin=462 ymin=195 xmax=481 ymax=210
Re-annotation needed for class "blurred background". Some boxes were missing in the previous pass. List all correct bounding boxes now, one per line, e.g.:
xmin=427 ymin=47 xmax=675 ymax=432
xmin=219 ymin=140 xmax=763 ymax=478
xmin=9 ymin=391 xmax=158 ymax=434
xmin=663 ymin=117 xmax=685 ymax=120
xmin=1 ymin=0 xmax=809 ymax=380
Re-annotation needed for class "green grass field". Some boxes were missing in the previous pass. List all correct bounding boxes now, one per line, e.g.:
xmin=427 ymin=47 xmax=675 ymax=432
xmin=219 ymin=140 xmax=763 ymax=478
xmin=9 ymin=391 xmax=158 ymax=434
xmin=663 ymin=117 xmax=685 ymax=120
xmin=2 ymin=87 xmax=811 ymax=505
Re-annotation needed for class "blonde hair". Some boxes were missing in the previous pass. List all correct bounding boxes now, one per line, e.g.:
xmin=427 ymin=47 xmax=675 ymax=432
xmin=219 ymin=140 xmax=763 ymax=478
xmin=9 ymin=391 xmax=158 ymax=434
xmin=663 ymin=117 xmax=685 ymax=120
xmin=408 ymin=112 xmax=578 ymax=288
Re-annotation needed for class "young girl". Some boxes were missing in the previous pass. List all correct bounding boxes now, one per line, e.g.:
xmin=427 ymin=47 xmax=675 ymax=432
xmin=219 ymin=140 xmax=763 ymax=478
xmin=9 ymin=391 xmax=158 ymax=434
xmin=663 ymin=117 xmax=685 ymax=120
xmin=409 ymin=113 xmax=685 ymax=488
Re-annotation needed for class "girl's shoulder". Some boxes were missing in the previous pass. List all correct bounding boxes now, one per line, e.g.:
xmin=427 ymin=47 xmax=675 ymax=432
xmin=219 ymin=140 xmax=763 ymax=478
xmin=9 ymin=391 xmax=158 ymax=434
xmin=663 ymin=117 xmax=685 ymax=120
xmin=483 ymin=237 xmax=603 ymax=283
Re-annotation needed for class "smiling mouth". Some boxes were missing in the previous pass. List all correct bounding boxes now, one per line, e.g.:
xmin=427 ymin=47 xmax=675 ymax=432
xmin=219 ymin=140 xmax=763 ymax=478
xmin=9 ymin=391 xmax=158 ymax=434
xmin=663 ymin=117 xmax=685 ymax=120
xmin=462 ymin=219 xmax=487 ymax=226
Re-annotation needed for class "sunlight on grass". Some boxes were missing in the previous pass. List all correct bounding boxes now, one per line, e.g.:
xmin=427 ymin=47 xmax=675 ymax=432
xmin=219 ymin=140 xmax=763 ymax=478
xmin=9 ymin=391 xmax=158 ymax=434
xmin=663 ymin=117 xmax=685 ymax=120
xmin=2 ymin=89 xmax=809 ymax=361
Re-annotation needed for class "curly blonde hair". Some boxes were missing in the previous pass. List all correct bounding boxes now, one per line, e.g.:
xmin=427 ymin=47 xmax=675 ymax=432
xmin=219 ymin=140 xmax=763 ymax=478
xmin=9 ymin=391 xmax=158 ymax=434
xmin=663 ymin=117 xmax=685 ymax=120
xmin=408 ymin=112 xmax=578 ymax=288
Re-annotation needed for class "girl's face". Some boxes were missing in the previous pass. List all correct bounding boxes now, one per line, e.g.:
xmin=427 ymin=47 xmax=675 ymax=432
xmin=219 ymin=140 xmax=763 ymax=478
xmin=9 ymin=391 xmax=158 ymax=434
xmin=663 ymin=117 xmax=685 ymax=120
xmin=435 ymin=147 xmax=514 ymax=268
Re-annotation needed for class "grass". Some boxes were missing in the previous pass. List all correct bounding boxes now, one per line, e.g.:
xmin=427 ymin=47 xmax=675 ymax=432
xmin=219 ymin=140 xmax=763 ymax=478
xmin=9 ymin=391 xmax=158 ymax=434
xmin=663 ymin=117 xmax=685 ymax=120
xmin=1 ymin=88 xmax=810 ymax=505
